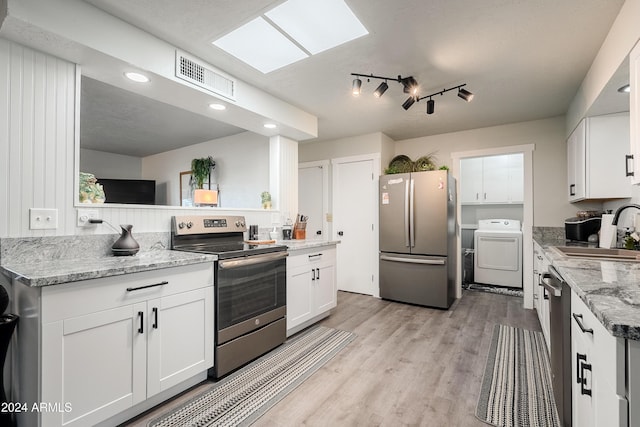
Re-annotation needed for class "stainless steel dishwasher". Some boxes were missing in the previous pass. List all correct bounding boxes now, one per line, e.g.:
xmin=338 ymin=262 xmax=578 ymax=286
xmin=541 ymin=265 xmax=572 ymax=427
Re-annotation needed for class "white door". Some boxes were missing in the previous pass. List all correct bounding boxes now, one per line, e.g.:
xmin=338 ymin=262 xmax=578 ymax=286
xmin=332 ymin=156 xmax=377 ymax=295
xmin=298 ymin=162 xmax=328 ymax=238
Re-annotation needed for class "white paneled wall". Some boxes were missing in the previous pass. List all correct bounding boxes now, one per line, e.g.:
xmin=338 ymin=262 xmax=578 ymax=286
xmin=0 ymin=38 xmax=76 ymax=237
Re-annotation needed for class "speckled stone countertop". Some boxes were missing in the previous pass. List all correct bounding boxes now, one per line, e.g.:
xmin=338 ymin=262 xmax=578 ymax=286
xmin=280 ymin=239 xmax=340 ymax=251
xmin=0 ymin=233 xmax=215 ymax=287
xmin=533 ymin=230 xmax=640 ymax=341
xmin=1 ymin=250 xmax=216 ymax=287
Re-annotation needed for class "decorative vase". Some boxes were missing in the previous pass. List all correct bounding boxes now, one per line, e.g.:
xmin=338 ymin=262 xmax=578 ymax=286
xmin=112 ymin=224 xmax=140 ymax=256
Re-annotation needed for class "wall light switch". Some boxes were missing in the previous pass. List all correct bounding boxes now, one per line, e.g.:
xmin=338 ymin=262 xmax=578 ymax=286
xmin=29 ymin=208 xmax=58 ymax=230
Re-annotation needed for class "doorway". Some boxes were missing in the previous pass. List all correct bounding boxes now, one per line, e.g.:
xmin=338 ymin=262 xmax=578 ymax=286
xmin=452 ymin=145 xmax=534 ymax=309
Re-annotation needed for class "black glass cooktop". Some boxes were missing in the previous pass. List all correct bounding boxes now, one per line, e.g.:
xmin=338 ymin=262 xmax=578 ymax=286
xmin=174 ymin=241 xmax=287 ymax=259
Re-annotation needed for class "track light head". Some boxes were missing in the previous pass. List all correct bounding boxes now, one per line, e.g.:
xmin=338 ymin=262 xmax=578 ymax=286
xmin=400 ymin=76 xmax=419 ymax=95
xmin=374 ymin=82 xmax=389 ymax=98
xmin=426 ymin=99 xmax=435 ymax=115
xmin=352 ymin=78 xmax=362 ymax=96
xmin=458 ymin=87 xmax=474 ymax=102
xmin=402 ymin=96 xmax=416 ymax=110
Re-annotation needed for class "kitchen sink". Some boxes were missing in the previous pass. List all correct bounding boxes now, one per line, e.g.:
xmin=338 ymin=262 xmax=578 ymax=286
xmin=553 ymin=246 xmax=640 ymax=262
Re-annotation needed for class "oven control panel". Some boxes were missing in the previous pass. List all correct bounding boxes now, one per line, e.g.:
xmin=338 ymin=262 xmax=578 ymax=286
xmin=172 ymin=215 xmax=247 ymax=235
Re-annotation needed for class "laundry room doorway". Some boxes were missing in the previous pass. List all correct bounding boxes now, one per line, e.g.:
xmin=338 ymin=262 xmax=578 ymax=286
xmin=452 ymin=145 xmax=534 ymax=309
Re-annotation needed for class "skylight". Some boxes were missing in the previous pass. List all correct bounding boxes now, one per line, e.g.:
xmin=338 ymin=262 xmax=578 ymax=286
xmin=212 ymin=0 xmax=368 ymax=73
xmin=212 ymin=17 xmax=308 ymax=74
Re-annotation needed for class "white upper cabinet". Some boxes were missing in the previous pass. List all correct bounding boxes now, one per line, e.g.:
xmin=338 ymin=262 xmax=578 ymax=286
xmin=460 ymin=154 xmax=523 ymax=204
xmin=567 ymin=113 xmax=631 ymax=202
xmin=630 ymin=42 xmax=640 ymax=185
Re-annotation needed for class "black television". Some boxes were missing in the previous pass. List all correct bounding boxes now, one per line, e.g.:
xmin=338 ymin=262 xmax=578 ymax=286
xmin=98 ymin=178 xmax=156 ymax=205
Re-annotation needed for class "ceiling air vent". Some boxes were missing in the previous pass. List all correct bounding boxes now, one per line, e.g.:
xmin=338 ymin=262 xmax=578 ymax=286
xmin=175 ymin=51 xmax=236 ymax=101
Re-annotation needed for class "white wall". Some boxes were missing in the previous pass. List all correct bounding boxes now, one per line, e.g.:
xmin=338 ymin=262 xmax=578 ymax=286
xmin=299 ymin=132 xmax=392 ymax=164
xmin=142 ymin=132 xmax=269 ymax=208
xmin=567 ymin=0 xmax=640 ymax=133
xmin=394 ymin=116 xmax=601 ymax=227
xmin=0 ymin=38 xmax=77 ymax=237
xmin=80 ymin=148 xmax=142 ymax=179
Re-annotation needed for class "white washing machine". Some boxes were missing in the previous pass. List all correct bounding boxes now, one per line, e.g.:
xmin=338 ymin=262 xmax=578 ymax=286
xmin=474 ymin=219 xmax=523 ymax=288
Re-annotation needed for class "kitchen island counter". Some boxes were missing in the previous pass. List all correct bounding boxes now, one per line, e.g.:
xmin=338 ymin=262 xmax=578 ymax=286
xmin=534 ymin=233 xmax=640 ymax=341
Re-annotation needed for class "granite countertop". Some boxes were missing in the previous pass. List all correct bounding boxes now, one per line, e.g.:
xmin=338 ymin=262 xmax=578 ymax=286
xmin=534 ymin=234 xmax=640 ymax=341
xmin=1 ymin=250 xmax=217 ymax=287
xmin=281 ymin=239 xmax=340 ymax=251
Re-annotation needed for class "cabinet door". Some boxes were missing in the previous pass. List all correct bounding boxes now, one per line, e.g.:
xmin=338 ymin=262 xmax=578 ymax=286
xmin=572 ymin=329 xmax=595 ymax=427
xmin=41 ymin=303 xmax=146 ymax=427
xmin=314 ymin=264 xmax=336 ymax=314
xmin=286 ymin=264 xmax=314 ymax=330
xmin=568 ymin=120 xmax=586 ymax=201
xmin=460 ymin=157 xmax=483 ymax=203
xmin=507 ymin=153 xmax=524 ymax=203
xmin=630 ymin=41 xmax=640 ymax=185
xmin=147 ymin=287 xmax=214 ymax=397
xmin=482 ymin=155 xmax=510 ymax=203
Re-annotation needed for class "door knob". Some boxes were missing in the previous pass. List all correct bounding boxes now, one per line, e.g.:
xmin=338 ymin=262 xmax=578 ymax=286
xmin=338 ymin=231 xmax=344 ymax=236
xmin=316 ymin=230 xmax=322 ymax=235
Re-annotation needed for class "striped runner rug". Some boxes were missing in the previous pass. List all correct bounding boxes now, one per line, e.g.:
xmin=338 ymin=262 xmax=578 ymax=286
xmin=148 ymin=326 xmax=355 ymax=427
xmin=476 ymin=325 xmax=560 ymax=427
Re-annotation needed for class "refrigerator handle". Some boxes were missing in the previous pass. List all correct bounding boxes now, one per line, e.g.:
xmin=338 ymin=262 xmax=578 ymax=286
xmin=404 ymin=179 xmax=410 ymax=247
xmin=409 ymin=178 xmax=415 ymax=248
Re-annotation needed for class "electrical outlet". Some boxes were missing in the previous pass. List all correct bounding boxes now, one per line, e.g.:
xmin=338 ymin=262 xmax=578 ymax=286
xmin=29 ymin=208 xmax=58 ymax=230
xmin=77 ymin=209 xmax=99 ymax=227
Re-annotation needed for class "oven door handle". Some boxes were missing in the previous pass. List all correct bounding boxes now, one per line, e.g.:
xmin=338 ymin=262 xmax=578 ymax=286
xmin=219 ymin=251 xmax=288 ymax=269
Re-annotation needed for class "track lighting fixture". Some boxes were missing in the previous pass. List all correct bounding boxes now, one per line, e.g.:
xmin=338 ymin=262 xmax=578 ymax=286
xmin=374 ymin=82 xmax=389 ymax=98
xmin=457 ymin=87 xmax=474 ymax=102
xmin=402 ymin=96 xmax=416 ymax=111
xmin=352 ymin=78 xmax=362 ymax=96
xmin=426 ymin=98 xmax=435 ymax=115
xmin=350 ymin=72 xmax=473 ymax=113
xmin=400 ymin=76 xmax=419 ymax=95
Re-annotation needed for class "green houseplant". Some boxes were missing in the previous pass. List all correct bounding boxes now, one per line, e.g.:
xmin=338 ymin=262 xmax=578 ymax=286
xmin=190 ymin=156 xmax=216 ymax=189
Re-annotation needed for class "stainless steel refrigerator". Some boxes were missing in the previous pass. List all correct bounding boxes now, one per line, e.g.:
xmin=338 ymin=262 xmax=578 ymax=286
xmin=379 ymin=170 xmax=456 ymax=309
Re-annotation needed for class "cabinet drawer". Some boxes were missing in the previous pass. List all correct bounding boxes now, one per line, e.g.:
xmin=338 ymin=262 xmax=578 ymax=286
xmin=42 ymin=263 xmax=213 ymax=323
xmin=287 ymin=247 xmax=336 ymax=269
xmin=571 ymin=291 xmax=625 ymax=395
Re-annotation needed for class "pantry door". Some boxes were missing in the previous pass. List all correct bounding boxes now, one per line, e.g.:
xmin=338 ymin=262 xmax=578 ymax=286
xmin=332 ymin=154 xmax=379 ymax=296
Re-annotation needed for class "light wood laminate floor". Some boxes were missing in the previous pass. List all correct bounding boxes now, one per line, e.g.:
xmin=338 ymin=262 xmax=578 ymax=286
xmin=123 ymin=289 xmax=540 ymax=427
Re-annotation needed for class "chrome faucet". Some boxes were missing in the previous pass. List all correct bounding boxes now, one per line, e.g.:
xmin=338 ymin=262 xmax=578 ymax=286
xmin=611 ymin=204 xmax=640 ymax=225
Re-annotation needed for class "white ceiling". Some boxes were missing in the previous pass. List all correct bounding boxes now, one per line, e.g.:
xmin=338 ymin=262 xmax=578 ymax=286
xmin=82 ymin=0 xmax=628 ymax=149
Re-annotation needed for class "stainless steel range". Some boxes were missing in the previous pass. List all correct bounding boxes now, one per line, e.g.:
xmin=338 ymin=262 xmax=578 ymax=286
xmin=171 ymin=215 xmax=288 ymax=378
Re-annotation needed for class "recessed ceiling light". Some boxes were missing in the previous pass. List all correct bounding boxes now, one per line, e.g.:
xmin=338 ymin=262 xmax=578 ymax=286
xmin=264 ymin=123 xmax=277 ymax=129
xmin=209 ymin=103 xmax=226 ymax=111
xmin=212 ymin=17 xmax=308 ymax=73
xmin=265 ymin=0 xmax=368 ymax=55
xmin=124 ymin=72 xmax=149 ymax=83
xmin=618 ymin=84 xmax=631 ymax=93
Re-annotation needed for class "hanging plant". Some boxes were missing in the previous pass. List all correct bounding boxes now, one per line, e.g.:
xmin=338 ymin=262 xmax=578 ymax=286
xmin=190 ymin=156 xmax=216 ymax=189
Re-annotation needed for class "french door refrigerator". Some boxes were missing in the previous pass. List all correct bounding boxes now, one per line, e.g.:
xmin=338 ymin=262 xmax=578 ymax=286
xmin=379 ymin=170 xmax=456 ymax=309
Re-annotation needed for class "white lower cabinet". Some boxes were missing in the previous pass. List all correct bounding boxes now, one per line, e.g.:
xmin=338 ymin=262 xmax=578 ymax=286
xmin=15 ymin=262 xmax=214 ymax=427
xmin=286 ymin=246 xmax=337 ymax=336
xmin=571 ymin=290 xmax=627 ymax=427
